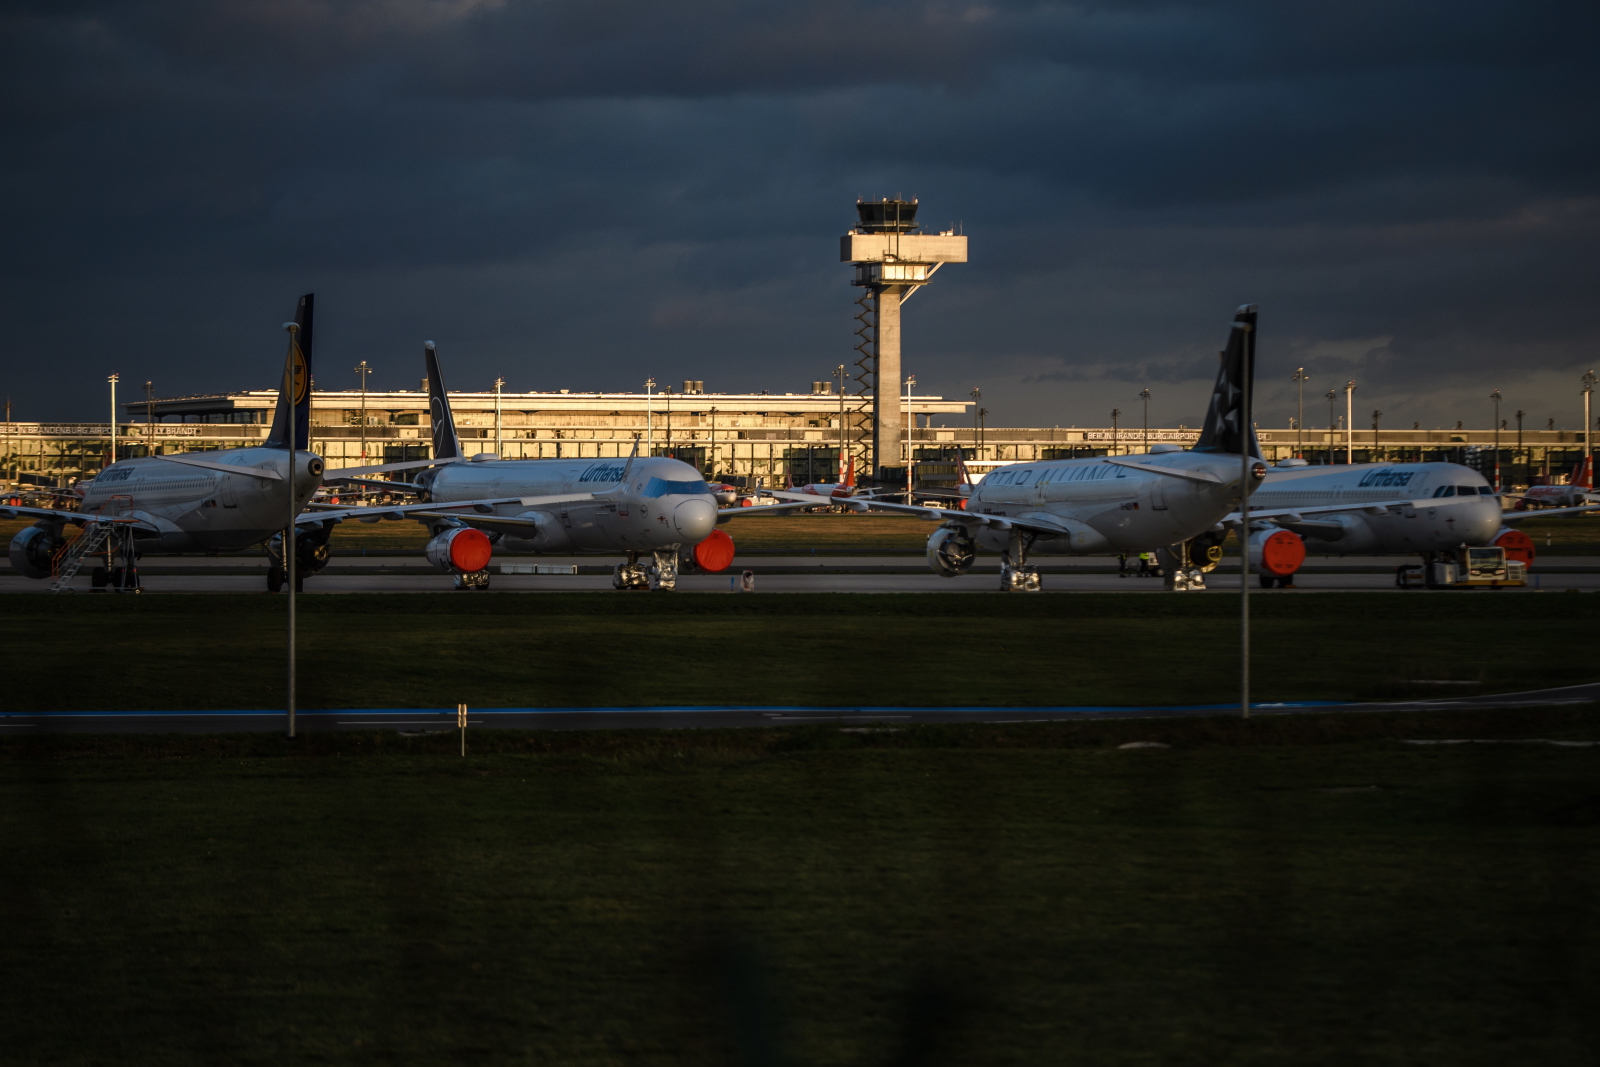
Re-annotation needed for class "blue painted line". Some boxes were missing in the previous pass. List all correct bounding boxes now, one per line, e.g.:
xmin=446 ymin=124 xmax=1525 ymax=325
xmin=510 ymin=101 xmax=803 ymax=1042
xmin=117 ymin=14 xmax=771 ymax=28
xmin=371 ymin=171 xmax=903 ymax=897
xmin=7 ymin=701 xmax=1346 ymax=718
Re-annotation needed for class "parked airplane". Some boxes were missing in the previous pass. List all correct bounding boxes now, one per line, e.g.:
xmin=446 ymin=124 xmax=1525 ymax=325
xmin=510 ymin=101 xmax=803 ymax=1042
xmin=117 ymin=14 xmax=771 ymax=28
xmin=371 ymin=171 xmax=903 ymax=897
xmin=772 ymin=304 xmax=1270 ymax=591
xmin=1512 ymin=457 xmax=1595 ymax=511
xmin=1229 ymin=458 xmax=1600 ymax=587
xmin=4 ymin=295 xmax=326 ymax=591
xmin=311 ymin=343 xmax=806 ymax=589
xmin=791 ymin=456 xmax=888 ymax=501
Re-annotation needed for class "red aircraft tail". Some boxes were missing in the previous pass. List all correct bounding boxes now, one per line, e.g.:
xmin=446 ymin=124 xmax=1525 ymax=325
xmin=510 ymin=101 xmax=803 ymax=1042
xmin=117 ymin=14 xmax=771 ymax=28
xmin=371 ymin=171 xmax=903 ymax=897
xmin=1576 ymin=456 xmax=1594 ymax=490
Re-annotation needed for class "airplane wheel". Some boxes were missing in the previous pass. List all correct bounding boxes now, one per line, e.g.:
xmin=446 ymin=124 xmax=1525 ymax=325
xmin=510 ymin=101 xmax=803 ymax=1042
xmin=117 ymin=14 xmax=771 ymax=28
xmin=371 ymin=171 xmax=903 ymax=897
xmin=1259 ymin=575 xmax=1275 ymax=589
xmin=267 ymin=566 xmax=284 ymax=593
xmin=91 ymin=566 xmax=108 ymax=588
xmin=294 ymin=574 xmax=305 ymax=593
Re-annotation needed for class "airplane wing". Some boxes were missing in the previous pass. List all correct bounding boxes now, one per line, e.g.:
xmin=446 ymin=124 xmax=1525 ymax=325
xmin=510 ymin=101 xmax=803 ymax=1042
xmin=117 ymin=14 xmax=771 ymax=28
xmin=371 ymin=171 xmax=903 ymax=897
xmin=303 ymin=492 xmax=602 ymax=525
xmin=1223 ymin=497 xmax=1446 ymax=527
xmin=319 ymin=476 xmax=426 ymax=493
xmin=153 ymin=454 xmax=283 ymax=480
xmin=0 ymin=504 xmax=160 ymax=532
xmin=322 ymin=457 xmax=466 ymax=478
xmin=1498 ymin=503 xmax=1600 ymax=523
xmin=716 ymin=499 xmax=826 ymax=519
xmin=1102 ymin=458 xmax=1224 ymax=484
xmin=761 ymin=490 xmax=1071 ymax=535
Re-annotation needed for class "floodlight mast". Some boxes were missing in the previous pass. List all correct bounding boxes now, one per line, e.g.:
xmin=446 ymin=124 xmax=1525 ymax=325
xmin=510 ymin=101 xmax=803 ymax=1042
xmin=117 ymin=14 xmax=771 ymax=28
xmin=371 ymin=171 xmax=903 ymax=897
xmin=843 ymin=200 xmax=967 ymax=482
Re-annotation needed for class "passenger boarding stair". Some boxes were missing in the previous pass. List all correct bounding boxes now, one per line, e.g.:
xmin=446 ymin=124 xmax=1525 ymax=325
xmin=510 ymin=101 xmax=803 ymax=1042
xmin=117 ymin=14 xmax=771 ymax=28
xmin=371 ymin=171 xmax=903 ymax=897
xmin=48 ymin=523 xmax=112 ymax=593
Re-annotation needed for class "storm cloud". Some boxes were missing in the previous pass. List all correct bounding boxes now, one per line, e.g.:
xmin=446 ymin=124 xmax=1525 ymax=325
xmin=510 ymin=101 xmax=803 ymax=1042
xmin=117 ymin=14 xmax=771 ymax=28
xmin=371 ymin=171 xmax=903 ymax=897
xmin=3 ymin=0 xmax=1597 ymax=430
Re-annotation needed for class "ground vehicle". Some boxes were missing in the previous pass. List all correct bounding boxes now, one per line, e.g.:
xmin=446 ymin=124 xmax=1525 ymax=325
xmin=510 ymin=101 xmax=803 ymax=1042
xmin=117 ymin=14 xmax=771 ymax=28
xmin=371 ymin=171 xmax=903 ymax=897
xmin=1396 ymin=545 xmax=1526 ymax=588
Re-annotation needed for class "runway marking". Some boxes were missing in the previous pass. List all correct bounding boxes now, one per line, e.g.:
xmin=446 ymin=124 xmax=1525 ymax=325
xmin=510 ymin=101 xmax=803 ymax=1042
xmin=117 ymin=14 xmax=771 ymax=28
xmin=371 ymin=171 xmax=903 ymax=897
xmin=1402 ymin=738 xmax=1598 ymax=747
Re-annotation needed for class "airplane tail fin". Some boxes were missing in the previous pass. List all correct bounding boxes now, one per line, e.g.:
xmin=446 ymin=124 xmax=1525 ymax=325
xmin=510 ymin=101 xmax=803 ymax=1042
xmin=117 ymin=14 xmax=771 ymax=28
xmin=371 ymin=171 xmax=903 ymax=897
xmin=1576 ymin=455 xmax=1594 ymax=490
xmin=265 ymin=293 xmax=314 ymax=450
xmin=844 ymin=454 xmax=855 ymax=487
xmin=1191 ymin=304 xmax=1261 ymax=458
xmin=424 ymin=342 xmax=462 ymax=461
xmin=955 ymin=448 xmax=975 ymax=490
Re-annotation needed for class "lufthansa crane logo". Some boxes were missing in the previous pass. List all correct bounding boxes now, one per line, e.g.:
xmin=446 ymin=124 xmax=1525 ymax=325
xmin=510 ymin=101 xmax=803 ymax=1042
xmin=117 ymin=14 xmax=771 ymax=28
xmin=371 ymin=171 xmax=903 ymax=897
xmin=289 ymin=344 xmax=309 ymax=405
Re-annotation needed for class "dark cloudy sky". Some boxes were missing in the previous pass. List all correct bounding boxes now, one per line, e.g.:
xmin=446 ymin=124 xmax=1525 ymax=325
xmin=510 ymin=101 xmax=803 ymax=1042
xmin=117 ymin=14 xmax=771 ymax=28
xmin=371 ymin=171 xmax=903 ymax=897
xmin=4 ymin=0 xmax=1597 ymax=431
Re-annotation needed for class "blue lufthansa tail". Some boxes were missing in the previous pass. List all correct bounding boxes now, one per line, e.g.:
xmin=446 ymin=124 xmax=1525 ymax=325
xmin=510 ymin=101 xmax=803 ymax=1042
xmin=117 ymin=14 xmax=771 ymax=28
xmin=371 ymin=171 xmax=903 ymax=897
xmin=424 ymin=342 xmax=462 ymax=461
xmin=265 ymin=293 xmax=314 ymax=450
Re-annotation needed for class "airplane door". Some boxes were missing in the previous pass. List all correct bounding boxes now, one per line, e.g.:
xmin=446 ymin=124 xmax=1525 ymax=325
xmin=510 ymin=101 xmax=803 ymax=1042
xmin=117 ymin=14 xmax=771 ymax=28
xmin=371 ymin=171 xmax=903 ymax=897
xmin=1151 ymin=481 xmax=1167 ymax=510
xmin=221 ymin=477 xmax=238 ymax=508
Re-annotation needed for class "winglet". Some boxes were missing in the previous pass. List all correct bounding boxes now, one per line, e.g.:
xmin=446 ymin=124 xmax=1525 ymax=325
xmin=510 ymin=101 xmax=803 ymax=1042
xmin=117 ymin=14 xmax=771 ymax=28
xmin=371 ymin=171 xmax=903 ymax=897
xmin=620 ymin=434 xmax=641 ymax=486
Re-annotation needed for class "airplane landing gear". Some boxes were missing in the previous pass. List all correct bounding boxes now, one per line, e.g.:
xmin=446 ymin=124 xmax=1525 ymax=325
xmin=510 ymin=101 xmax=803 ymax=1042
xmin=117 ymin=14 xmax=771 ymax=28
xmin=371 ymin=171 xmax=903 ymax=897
xmin=613 ymin=552 xmax=650 ymax=590
xmin=1000 ymin=528 xmax=1041 ymax=592
xmin=1157 ymin=541 xmax=1208 ymax=591
xmin=453 ymin=569 xmax=491 ymax=591
xmin=648 ymin=548 xmax=680 ymax=591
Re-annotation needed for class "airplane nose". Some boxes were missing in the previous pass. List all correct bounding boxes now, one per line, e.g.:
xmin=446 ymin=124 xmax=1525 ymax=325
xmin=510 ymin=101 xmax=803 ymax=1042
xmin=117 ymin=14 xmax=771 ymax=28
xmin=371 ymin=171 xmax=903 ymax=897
xmin=673 ymin=498 xmax=716 ymax=541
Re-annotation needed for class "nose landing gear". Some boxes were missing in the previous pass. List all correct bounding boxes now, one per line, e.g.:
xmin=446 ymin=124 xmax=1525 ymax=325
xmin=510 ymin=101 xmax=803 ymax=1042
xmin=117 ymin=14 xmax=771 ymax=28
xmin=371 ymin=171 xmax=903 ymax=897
xmin=612 ymin=552 xmax=651 ymax=591
xmin=1000 ymin=528 xmax=1041 ymax=592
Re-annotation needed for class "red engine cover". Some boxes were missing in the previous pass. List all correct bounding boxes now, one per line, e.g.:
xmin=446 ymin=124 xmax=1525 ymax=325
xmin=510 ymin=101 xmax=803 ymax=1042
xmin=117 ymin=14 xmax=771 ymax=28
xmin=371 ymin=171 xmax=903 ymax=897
xmin=449 ymin=528 xmax=493 ymax=572
xmin=1493 ymin=528 xmax=1535 ymax=565
xmin=1258 ymin=529 xmax=1307 ymax=576
xmin=693 ymin=528 xmax=736 ymax=573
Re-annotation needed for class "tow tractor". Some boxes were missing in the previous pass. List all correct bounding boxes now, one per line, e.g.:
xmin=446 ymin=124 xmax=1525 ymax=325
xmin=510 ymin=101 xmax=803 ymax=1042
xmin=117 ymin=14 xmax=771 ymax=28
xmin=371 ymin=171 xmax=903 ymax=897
xmin=1396 ymin=545 xmax=1526 ymax=589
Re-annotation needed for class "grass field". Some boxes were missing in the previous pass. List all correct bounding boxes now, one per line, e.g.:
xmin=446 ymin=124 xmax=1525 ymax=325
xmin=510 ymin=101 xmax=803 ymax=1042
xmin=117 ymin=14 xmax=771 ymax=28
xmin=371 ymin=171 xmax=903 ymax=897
xmin=4 ymin=593 xmax=1596 ymax=712
xmin=3 ymin=713 xmax=1598 ymax=1065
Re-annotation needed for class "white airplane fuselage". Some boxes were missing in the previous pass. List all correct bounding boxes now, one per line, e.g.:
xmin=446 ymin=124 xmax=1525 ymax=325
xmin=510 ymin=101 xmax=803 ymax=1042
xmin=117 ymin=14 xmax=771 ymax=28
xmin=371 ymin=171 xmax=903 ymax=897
xmin=77 ymin=448 xmax=324 ymax=552
xmin=964 ymin=448 xmax=1256 ymax=554
xmin=1249 ymin=461 xmax=1502 ymax=553
xmin=421 ymin=455 xmax=717 ymax=553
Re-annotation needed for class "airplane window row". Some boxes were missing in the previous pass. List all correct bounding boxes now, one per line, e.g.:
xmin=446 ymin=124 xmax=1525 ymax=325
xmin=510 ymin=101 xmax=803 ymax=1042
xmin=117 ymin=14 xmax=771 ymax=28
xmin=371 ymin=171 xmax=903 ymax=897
xmin=1429 ymin=485 xmax=1493 ymax=498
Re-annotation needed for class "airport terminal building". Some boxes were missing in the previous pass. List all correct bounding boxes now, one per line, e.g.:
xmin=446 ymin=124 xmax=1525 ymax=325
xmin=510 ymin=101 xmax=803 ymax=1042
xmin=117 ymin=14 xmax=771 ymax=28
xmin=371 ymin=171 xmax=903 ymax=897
xmin=1 ymin=384 xmax=1592 ymax=491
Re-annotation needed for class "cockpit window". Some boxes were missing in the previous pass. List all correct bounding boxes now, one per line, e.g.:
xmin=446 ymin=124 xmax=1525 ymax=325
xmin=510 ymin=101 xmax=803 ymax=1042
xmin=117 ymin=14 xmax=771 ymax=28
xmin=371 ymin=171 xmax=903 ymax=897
xmin=1460 ymin=485 xmax=1483 ymax=495
xmin=1433 ymin=486 xmax=1456 ymax=497
xmin=1477 ymin=485 xmax=1496 ymax=495
xmin=642 ymin=477 xmax=713 ymax=498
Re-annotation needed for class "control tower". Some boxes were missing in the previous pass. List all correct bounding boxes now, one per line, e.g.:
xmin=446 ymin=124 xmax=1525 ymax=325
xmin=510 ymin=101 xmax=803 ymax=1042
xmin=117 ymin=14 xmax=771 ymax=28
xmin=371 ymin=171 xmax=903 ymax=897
xmin=842 ymin=199 xmax=967 ymax=479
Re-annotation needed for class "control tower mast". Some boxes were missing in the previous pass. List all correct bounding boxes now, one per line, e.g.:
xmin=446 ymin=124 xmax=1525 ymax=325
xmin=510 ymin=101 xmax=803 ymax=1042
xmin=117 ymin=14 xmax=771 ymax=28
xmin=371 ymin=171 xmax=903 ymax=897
xmin=843 ymin=199 xmax=967 ymax=480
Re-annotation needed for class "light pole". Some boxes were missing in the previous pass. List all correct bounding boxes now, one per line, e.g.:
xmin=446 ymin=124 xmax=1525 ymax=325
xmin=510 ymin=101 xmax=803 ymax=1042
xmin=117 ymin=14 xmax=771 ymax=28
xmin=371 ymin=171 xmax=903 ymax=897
xmin=978 ymin=407 xmax=988 ymax=456
xmin=1344 ymin=381 xmax=1356 ymax=463
xmin=834 ymin=364 xmax=847 ymax=482
xmin=354 ymin=361 xmax=371 ymax=462
xmin=494 ymin=376 xmax=505 ymax=457
xmin=144 ymin=380 xmax=155 ymax=429
xmin=1584 ymin=371 xmax=1596 ymax=487
xmin=1237 ymin=317 xmax=1254 ymax=721
xmin=107 ymin=373 xmax=119 ymax=470
xmin=970 ymin=387 xmax=982 ymax=457
xmin=904 ymin=374 xmax=917 ymax=498
xmin=1515 ymin=409 xmax=1526 ymax=487
xmin=1325 ymin=390 xmax=1338 ymax=465
xmin=1291 ymin=368 xmax=1309 ymax=457
xmin=1372 ymin=409 xmax=1382 ymax=461
xmin=644 ymin=378 xmax=655 ymax=457
xmin=282 ymin=321 xmax=300 ymax=739
xmin=1490 ymin=389 xmax=1503 ymax=491
xmin=1139 ymin=389 xmax=1150 ymax=453
xmin=1110 ymin=408 xmax=1121 ymax=457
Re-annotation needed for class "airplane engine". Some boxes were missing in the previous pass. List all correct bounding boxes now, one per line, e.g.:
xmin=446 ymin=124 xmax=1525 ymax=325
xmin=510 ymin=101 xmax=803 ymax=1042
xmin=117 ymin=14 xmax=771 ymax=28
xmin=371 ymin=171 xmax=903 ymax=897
xmin=927 ymin=523 xmax=977 ymax=577
xmin=8 ymin=523 xmax=64 ymax=579
xmin=1248 ymin=528 xmax=1306 ymax=587
xmin=692 ymin=528 xmax=736 ymax=573
xmin=1491 ymin=527 xmax=1535 ymax=565
xmin=1187 ymin=529 xmax=1227 ymax=573
xmin=426 ymin=527 xmax=493 ymax=575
